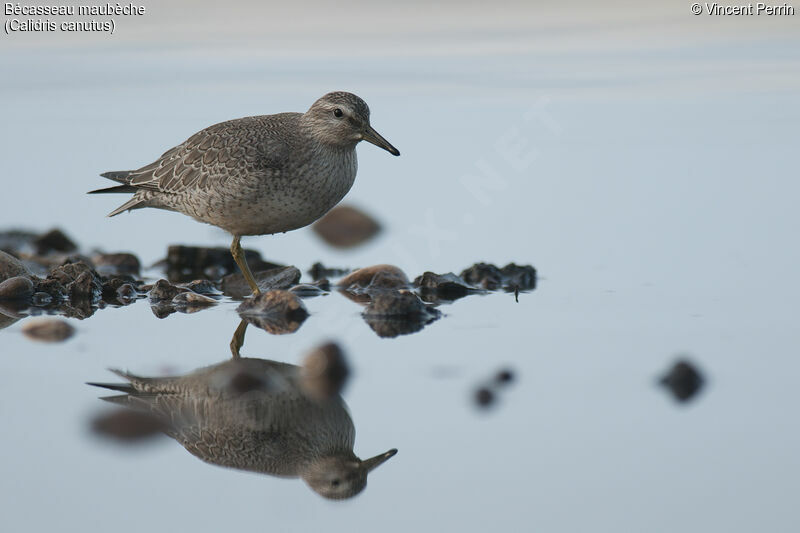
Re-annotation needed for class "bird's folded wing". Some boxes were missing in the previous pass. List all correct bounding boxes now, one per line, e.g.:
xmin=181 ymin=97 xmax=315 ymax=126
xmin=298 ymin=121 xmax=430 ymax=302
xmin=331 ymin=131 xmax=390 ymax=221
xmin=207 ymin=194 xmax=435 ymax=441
xmin=127 ymin=117 xmax=290 ymax=194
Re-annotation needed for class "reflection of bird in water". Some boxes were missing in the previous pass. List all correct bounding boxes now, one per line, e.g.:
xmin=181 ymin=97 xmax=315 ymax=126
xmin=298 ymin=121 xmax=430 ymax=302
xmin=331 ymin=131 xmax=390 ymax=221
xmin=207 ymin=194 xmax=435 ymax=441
xmin=89 ymin=92 xmax=399 ymax=297
xmin=89 ymin=356 xmax=396 ymax=499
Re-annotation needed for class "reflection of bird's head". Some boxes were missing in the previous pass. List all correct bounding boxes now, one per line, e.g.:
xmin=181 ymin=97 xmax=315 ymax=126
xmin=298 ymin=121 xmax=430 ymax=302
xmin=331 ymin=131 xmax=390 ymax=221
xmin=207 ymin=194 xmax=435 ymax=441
xmin=302 ymin=449 xmax=397 ymax=500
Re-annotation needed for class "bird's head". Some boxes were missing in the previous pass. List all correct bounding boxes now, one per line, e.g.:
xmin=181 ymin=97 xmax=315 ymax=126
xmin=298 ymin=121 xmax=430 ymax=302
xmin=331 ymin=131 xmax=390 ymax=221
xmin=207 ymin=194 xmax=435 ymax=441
xmin=304 ymin=92 xmax=400 ymax=156
xmin=301 ymin=448 xmax=397 ymax=500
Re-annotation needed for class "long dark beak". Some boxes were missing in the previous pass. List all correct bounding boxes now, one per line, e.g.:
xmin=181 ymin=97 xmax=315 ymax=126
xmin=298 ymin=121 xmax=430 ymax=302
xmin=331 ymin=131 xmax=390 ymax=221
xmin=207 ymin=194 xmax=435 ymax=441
xmin=360 ymin=448 xmax=398 ymax=472
xmin=363 ymin=125 xmax=400 ymax=156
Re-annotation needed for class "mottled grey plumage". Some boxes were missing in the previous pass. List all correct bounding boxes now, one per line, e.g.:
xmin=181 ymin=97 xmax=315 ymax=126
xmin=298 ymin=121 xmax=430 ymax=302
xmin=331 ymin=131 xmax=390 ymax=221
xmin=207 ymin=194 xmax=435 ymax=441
xmin=90 ymin=92 xmax=399 ymax=294
xmin=89 ymin=357 xmax=396 ymax=500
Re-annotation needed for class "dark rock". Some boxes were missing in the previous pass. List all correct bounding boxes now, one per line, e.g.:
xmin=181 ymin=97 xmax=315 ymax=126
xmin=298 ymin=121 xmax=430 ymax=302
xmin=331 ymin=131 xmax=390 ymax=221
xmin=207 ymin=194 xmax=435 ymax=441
xmin=92 ymin=252 xmax=141 ymax=276
xmin=150 ymin=304 xmax=176 ymax=319
xmin=47 ymin=261 xmax=102 ymax=300
xmin=101 ymin=276 xmax=140 ymax=300
xmin=363 ymin=316 xmax=429 ymax=338
xmin=364 ymin=290 xmax=438 ymax=318
xmin=237 ymin=290 xmax=309 ymax=334
xmin=180 ymin=279 xmax=219 ymax=295
xmin=172 ymin=291 xmax=217 ymax=309
xmin=91 ymin=410 xmax=167 ymax=442
xmin=164 ymin=245 xmax=281 ymax=281
xmin=501 ymin=263 xmax=537 ymax=291
xmin=301 ymin=342 xmax=350 ymax=401
xmin=0 ymin=250 xmax=32 ymax=281
xmin=289 ymin=279 xmax=331 ymax=298
xmin=33 ymin=278 xmax=67 ymax=301
xmin=69 ymin=271 xmax=99 ymax=300
xmin=59 ymin=300 xmax=96 ymax=320
xmin=474 ymin=387 xmax=495 ymax=408
xmin=362 ymin=290 xmax=441 ymax=338
xmin=33 ymin=228 xmax=77 ymax=255
xmin=414 ymin=271 xmax=476 ymax=302
xmin=116 ymin=283 xmax=138 ymax=302
xmin=460 ymin=262 xmax=537 ymax=292
xmin=460 ymin=263 xmax=504 ymax=290
xmin=659 ymin=359 xmax=705 ymax=403
xmin=339 ymin=265 xmax=409 ymax=290
xmin=0 ymin=276 xmax=34 ymax=301
xmin=495 ymin=369 xmax=515 ymax=386
xmin=148 ymin=279 xmax=187 ymax=303
xmin=21 ymin=318 xmax=75 ymax=342
xmin=221 ymin=266 xmax=301 ymax=299
xmin=312 ymin=205 xmax=381 ymax=248
xmin=308 ymin=262 xmax=349 ymax=281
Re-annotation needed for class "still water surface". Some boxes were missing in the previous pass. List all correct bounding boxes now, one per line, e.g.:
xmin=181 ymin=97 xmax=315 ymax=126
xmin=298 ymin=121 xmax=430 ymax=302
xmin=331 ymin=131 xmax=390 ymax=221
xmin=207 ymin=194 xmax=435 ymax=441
xmin=1 ymin=3 xmax=799 ymax=532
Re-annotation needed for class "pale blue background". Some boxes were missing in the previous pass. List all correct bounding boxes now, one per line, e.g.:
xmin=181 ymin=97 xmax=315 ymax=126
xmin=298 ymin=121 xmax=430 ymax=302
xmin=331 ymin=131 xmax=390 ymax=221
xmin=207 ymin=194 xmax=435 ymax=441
xmin=1 ymin=2 xmax=799 ymax=532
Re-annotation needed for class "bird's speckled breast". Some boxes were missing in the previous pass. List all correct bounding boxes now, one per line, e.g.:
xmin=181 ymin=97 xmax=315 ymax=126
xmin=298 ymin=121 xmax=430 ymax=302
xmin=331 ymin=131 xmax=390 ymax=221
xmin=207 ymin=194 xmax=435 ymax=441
xmin=184 ymin=143 xmax=358 ymax=236
xmin=259 ymin=145 xmax=359 ymax=236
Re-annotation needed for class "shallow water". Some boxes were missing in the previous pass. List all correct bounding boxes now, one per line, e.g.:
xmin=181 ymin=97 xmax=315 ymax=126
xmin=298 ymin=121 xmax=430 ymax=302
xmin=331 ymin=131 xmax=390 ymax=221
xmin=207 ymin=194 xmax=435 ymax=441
xmin=2 ymin=3 xmax=800 ymax=532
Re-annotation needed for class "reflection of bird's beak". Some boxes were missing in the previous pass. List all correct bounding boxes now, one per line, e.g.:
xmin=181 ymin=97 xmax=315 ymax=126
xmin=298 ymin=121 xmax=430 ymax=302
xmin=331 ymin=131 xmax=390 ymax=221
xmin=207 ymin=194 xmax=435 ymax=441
xmin=361 ymin=448 xmax=398 ymax=472
xmin=362 ymin=126 xmax=400 ymax=156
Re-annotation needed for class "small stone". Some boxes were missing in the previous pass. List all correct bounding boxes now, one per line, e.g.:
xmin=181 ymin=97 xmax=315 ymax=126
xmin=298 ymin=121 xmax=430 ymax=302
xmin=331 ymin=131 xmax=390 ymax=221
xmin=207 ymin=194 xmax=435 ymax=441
xmin=0 ymin=250 xmax=32 ymax=282
xmin=501 ymin=263 xmax=537 ymax=291
xmin=494 ymin=368 xmax=515 ymax=386
xmin=236 ymin=290 xmax=309 ymax=334
xmin=414 ymin=271 xmax=475 ymax=301
xmin=300 ymin=342 xmax=350 ymax=401
xmin=172 ymin=291 xmax=217 ymax=307
xmin=289 ymin=279 xmax=331 ymax=298
xmin=221 ymin=266 xmax=301 ymax=299
xmin=364 ymin=290 xmax=437 ymax=318
xmin=460 ymin=263 xmax=504 ymax=290
xmin=101 ymin=276 xmax=139 ymax=300
xmin=47 ymin=261 xmax=102 ymax=300
xmin=339 ymin=265 xmax=409 ymax=290
xmin=150 ymin=304 xmax=176 ymax=319
xmin=91 ymin=410 xmax=167 ymax=442
xmin=92 ymin=252 xmax=141 ymax=276
xmin=362 ymin=291 xmax=441 ymax=338
xmin=181 ymin=279 xmax=219 ymax=295
xmin=363 ymin=316 xmax=430 ymax=338
xmin=58 ymin=299 xmax=96 ymax=320
xmin=116 ymin=283 xmax=137 ymax=302
xmin=33 ymin=228 xmax=77 ymax=255
xmin=21 ymin=318 xmax=75 ymax=342
xmin=0 ymin=276 xmax=34 ymax=301
xmin=460 ymin=262 xmax=537 ymax=292
xmin=474 ymin=387 xmax=495 ymax=408
xmin=659 ymin=359 xmax=705 ymax=403
xmin=148 ymin=279 xmax=186 ymax=303
xmin=312 ymin=205 xmax=381 ymax=248
xmin=33 ymin=278 xmax=66 ymax=301
xmin=69 ymin=271 xmax=99 ymax=300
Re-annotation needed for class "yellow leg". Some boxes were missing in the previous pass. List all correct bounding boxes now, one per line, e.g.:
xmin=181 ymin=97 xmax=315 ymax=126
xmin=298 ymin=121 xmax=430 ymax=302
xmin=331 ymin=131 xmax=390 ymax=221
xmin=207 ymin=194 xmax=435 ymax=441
xmin=230 ymin=235 xmax=261 ymax=295
xmin=230 ymin=319 xmax=249 ymax=359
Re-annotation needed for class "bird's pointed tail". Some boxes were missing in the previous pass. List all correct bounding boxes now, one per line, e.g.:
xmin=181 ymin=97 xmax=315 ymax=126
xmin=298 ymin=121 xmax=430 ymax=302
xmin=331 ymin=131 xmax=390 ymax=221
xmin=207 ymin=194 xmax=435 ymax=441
xmin=88 ymin=171 xmax=143 ymax=216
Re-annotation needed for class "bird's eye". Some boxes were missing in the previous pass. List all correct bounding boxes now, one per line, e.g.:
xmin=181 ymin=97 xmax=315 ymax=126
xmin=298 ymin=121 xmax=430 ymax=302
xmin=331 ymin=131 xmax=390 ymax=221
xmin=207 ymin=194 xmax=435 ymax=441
xmin=331 ymin=479 xmax=341 ymax=487
xmin=333 ymin=108 xmax=343 ymax=118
